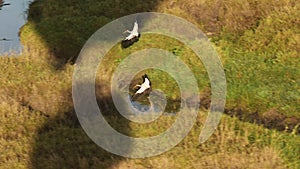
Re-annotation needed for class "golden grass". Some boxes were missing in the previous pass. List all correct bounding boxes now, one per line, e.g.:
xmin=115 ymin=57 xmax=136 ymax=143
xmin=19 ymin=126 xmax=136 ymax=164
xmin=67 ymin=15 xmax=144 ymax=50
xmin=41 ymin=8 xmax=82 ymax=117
xmin=0 ymin=0 xmax=299 ymax=168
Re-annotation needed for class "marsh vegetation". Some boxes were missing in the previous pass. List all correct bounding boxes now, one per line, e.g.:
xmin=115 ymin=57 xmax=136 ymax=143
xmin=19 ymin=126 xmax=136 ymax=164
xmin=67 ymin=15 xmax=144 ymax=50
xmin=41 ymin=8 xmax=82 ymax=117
xmin=0 ymin=0 xmax=299 ymax=168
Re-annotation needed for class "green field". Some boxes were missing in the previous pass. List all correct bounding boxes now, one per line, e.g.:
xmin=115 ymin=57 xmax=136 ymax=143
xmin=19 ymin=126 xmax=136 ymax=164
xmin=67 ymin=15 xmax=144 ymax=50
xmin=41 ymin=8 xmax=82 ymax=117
xmin=0 ymin=0 xmax=299 ymax=168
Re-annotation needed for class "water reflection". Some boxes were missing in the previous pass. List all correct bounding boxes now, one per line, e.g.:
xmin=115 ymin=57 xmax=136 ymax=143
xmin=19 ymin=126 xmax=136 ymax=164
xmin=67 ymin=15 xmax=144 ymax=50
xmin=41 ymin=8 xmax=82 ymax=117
xmin=0 ymin=0 xmax=11 ymax=9
xmin=0 ymin=0 xmax=32 ymax=55
xmin=129 ymin=95 xmax=177 ymax=116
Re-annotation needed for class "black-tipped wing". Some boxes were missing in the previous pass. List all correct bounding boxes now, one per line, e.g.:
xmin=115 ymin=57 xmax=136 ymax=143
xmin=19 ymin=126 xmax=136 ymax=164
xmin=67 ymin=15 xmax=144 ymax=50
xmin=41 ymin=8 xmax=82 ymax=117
xmin=131 ymin=74 xmax=151 ymax=101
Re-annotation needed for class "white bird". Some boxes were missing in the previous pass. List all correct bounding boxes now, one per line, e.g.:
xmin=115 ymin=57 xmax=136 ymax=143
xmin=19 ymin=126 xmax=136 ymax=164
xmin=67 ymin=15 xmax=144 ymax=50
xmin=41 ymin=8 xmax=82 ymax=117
xmin=132 ymin=74 xmax=151 ymax=100
xmin=121 ymin=21 xmax=140 ymax=48
xmin=124 ymin=21 xmax=139 ymax=40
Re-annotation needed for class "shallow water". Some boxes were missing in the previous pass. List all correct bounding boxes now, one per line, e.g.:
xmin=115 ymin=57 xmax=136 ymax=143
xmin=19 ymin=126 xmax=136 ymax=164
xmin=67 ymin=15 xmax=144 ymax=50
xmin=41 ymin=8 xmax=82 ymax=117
xmin=0 ymin=0 xmax=32 ymax=55
xmin=125 ymin=95 xmax=177 ymax=116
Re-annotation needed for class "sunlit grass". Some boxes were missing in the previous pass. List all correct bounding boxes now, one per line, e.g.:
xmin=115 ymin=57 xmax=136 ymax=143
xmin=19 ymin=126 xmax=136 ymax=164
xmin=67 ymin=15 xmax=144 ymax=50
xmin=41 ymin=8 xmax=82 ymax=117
xmin=1 ymin=99 xmax=298 ymax=168
xmin=0 ymin=0 xmax=299 ymax=168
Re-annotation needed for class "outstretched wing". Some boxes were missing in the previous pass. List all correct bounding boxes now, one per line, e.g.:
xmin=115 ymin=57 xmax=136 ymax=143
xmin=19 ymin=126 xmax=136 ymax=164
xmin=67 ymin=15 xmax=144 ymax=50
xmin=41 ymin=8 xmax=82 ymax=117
xmin=135 ymin=85 xmax=148 ymax=94
xmin=143 ymin=78 xmax=150 ymax=87
xmin=132 ymin=21 xmax=138 ymax=34
xmin=132 ymin=85 xmax=150 ymax=101
xmin=131 ymin=74 xmax=151 ymax=101
xmin=124 ymin=21 xmax=139 ymax=40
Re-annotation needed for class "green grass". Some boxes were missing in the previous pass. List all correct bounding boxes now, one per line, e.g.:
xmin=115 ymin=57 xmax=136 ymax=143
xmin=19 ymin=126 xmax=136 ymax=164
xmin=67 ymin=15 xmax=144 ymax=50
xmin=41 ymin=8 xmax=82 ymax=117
xmin=0 ymin=0 xmax=299 ymax=168
xmin=21 ymin=0 xmax=300 ymax=117
xmin=216 ymin=6 xmax=300 ymax=117
xmin=0 ymin=96 xmax=299 ymax=168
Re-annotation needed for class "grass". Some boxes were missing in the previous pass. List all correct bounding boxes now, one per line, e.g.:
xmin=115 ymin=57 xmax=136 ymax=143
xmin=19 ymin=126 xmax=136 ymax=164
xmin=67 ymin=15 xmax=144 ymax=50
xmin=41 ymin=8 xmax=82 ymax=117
xmin=0 ymin=53 xmax=74 ymax=118
xmin=217 ymin=6 xmax=300 ymax=117
xmin=1 ymin=97 xmax=299 ymax=168
xmin=0 ymin=0 xmax=299 ymax=168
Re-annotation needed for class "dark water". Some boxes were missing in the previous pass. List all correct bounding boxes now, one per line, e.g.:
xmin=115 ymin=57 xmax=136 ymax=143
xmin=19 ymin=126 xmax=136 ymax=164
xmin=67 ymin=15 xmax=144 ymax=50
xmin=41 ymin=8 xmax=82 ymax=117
xmin=0 ymin=0 xmax=32 ymax=55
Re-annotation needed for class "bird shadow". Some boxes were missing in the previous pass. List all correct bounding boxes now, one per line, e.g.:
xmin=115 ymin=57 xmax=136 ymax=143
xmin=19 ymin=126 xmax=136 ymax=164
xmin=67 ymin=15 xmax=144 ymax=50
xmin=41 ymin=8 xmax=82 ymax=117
xmin=121 ymin=34 xmax=141 ymax=48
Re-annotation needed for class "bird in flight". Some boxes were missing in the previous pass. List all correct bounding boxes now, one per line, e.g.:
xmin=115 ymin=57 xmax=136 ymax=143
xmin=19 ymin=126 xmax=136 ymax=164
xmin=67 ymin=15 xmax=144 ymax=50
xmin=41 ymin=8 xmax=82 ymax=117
xmin=131 ymin=74 xmax=151 ymax=101
xmin=121 ymin=21 xmax=140 ymax=48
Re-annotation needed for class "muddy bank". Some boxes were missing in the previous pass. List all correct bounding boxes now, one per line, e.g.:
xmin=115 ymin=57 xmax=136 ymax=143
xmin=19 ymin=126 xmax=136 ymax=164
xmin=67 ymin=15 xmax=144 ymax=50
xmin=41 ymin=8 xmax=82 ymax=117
xmin=197 ymin=88 xmax=300 ymax=134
